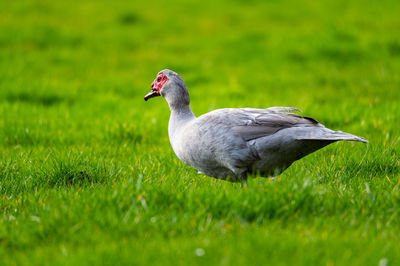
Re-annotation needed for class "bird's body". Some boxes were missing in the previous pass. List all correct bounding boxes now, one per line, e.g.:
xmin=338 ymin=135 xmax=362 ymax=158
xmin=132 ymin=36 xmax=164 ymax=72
xmin=144 ymin=69 xmax=367 ymax=182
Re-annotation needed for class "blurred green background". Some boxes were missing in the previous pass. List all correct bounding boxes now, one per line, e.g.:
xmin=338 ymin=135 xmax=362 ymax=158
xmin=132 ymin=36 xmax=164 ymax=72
xmin=1 ymin=0 xmax=399 ymax=265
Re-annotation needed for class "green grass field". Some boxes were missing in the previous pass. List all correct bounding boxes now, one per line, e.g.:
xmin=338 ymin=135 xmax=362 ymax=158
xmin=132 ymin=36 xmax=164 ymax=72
xmin=1 ymin=0 xmax=400 ymax=265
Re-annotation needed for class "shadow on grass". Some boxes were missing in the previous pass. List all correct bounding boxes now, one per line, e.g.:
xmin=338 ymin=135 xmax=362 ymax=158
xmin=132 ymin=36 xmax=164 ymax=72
xmin=44 ymin=157 xmax=121 ymax=188
xmin=346 ymin=159 xmax=400 ymax=177
xmin=0 ymin=154 xmax=122 ymax=195
xmin=4 ymin=92 xmax=74 ymax=106
xmin=119 ymin=12 xmax=140 ymax=25
xmin=317 ymin=46 xmax=365 ymax=64
xmin=388 ymin=41 xmax=400 ymax=56
xmin=323 ymin=152 xmax=400 ymax=182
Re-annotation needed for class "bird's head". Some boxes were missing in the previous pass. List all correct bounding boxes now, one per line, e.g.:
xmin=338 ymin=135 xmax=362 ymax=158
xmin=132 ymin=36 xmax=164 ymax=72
xmin=144 ymin=69 xmax=190 ymax=107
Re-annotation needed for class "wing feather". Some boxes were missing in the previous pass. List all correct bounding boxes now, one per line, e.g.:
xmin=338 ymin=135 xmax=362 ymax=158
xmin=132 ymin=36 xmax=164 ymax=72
xmin=199 ymin=107 xmax=321 ymax=141
xmin=228 ymin=108 xmax=320 ymax=141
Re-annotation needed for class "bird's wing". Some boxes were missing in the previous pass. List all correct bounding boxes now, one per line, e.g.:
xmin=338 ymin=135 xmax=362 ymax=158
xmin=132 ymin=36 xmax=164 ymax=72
xmin=209 ymin=107 xmax=320 ymax=141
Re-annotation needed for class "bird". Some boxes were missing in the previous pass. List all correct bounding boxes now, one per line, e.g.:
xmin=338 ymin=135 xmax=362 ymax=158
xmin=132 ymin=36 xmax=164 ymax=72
xmin=144 ymin=69 xmax=367 ymax=182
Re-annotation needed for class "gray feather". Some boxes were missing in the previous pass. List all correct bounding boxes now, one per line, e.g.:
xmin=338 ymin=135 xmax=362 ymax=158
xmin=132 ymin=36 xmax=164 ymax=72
xmin=266 ymin=106 xmax=302 ymax=113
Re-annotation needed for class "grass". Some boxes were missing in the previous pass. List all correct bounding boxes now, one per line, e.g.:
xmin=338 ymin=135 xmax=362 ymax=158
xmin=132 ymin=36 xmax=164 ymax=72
xmin=0 ymin=0 xmax=399 ymax=265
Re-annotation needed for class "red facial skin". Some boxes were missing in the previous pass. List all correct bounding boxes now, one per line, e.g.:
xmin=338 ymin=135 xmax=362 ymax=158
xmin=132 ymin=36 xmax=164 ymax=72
xmin=144 ymin=73 xmax=169 ymax=101
xmin=151 ymin=73 xmax=168 ymax=94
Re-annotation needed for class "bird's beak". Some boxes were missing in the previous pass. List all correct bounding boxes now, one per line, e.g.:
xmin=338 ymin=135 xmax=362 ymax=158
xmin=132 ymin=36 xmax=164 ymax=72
xmin=144 ymin=89 xmax=160 ymax=101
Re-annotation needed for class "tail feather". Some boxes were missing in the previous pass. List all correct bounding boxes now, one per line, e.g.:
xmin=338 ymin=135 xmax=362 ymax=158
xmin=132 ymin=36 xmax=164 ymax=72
xmin=298 ymin=130 xmax=368 ymax=143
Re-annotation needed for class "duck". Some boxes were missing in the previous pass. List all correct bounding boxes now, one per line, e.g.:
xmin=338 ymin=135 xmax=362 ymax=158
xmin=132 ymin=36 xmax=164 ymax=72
xmin=144 ymin=69 xmax=367 ymax=182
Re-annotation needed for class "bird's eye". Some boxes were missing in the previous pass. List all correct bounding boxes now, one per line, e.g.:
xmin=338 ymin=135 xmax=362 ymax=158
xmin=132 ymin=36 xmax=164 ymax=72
xmin=157 ymin=77 xmax=162 ymax=82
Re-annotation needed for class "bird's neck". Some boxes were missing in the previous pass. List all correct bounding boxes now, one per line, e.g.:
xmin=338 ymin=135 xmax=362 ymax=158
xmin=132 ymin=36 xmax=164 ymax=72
xmin=168 ymin=103 xmax=196 ymax=141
